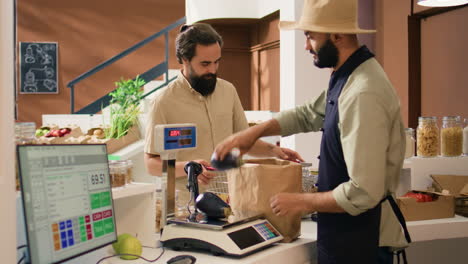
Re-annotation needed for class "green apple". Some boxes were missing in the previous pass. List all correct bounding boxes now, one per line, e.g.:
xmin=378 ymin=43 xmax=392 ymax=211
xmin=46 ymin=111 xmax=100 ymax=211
xmin=112 ymin=233 xmax=133 ymax=253
xmin=119 ymin=236 xmax=142 ymax=260
xmin=35 ymin=129 xmax=44 ymax=137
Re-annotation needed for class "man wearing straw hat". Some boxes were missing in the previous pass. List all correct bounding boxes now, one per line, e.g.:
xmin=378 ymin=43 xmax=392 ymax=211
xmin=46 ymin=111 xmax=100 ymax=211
xmin=214 ymin=0 xmax=411 ymax=263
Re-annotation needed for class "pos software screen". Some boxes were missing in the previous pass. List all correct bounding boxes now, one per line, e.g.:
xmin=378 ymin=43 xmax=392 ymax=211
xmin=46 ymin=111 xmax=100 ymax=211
xmin=17 ymin=144 xmax=117 ymax=264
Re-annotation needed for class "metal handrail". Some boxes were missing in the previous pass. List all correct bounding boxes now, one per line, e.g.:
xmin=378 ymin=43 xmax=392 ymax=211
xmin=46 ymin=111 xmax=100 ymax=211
xmin=141 ymin=75 xmax=178 ymax=100
xmin=67 ymin=16 xmax=186 ymax=114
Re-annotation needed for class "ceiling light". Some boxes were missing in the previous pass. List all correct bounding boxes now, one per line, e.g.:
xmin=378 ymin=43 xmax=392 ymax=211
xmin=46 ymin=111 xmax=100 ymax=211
xmin=417 ymin=0 xmax=468 ymax=7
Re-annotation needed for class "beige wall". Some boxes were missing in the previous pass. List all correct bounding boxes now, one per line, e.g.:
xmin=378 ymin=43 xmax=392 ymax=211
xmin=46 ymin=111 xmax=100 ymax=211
xmin=16 ymin=0 xmax=185 ymax=125
xmin=375 ymin=0 xmax=410 ymax=126
xmin=1 ymin=0 xmax=17 ymax=262
xmin=420 ymin=7 xmax=468 ymax=119
xmin=376 ymin=1 xmax=468 ymax=127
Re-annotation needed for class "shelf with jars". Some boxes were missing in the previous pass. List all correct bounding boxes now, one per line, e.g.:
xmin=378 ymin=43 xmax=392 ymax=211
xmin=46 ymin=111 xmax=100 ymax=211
xmin=403 ymin=156 xmax=468 ymax=191
xmin=414 ymin=116 xmax=466 ymax=159
xmin=403 ymin=115 xmax=468 ymax=193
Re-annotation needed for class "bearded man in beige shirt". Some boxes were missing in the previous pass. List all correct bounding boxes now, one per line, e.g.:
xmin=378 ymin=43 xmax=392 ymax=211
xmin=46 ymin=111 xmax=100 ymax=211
xmin=144 ymin=23 xmax=302 ymax=208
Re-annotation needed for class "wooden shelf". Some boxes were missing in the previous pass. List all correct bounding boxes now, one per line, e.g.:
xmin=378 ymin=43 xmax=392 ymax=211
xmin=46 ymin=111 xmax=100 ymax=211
xmin=112 ymin=182 xmax=157 ymax=200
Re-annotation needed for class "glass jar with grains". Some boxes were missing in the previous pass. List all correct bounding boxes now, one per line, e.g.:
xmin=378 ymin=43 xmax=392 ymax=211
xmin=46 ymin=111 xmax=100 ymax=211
xmin=15 ymin=122 xmax=36 ymax=145
xmin=417 ymin=117 xmax=439 ymax=157
xmin=405 ymin=128 xmax=415 ymax=159
xmin=109 ymin=160 xmax=127 ymax=188
xmin=441 ymin=116 xmax=463 ymax=157
xmin=464 ymin=118 xmax=468 ymax=156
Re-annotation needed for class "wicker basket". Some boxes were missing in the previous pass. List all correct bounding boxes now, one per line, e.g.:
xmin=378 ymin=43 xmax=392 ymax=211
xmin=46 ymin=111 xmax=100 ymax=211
xmin=206 ymin=172 xmax=229 ymax=203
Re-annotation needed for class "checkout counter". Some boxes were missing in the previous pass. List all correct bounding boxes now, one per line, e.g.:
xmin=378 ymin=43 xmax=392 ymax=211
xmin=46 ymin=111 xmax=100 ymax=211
xmin=15 ymin=123 xmax=468 ymax=264
xmin=16 ymin=159 xmax=317 ymax=264
xmin=15 ymin=124 xmax=316 ymax=264
xmin=102 ymin=154 xmax=468 ymax=264
xmin=18 ymin=185 xmax=468 ymax=264
xmin=98 ymin=213 xmax=468 ymax=264
xmin=64 ymin=214 xmax=468 ymax=264
xmin=102 ymin=230 xmax=317 ymax=264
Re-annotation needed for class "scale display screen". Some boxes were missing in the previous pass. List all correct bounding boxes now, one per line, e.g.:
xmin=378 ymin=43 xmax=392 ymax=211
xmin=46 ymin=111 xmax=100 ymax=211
xmin=228 ymin=222 xmax=280 ymax=250
xmin=164 ymin=126 xmax=196 ymax=150
xmin=228 ymin=226 xmax=264 ymax=250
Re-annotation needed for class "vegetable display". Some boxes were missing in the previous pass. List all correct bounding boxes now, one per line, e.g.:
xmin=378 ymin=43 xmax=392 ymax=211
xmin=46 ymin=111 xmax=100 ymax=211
xmin=403 ymin=191 xmax=434 ymax=202
xmin=105 ymin=76 xmax=145 ymax=139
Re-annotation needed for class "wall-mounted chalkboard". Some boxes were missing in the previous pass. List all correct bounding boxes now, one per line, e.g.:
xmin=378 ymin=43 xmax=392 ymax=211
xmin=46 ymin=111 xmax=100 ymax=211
xmin=19 ymin=42 xmax=58 ymax=94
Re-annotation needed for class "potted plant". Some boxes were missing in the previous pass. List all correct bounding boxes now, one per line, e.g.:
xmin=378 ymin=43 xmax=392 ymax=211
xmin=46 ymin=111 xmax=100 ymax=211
xmin=105 ymin=76 xmax=145 ymax=139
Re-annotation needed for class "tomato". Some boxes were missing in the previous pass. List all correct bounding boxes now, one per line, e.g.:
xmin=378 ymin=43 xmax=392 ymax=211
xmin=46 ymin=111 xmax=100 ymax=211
xmin=403 ymin=191 xmax=433 ymax=202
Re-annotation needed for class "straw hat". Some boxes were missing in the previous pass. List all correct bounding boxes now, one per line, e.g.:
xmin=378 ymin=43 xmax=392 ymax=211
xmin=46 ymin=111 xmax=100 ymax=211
xmin=279 ymin=0 xmax=376 ymax=34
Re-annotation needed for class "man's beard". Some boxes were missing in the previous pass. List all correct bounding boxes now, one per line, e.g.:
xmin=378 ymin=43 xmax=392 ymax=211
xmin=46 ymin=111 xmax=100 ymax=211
xmin=311 ymin=38 xmax=339 ymax=68
xmin=188 ymin=68 xmax=217 ymax=96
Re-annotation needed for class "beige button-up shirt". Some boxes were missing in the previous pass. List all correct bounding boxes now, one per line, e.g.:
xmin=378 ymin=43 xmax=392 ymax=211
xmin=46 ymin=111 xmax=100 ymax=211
xmin=145 ymin=71 xmax=248 ymax=160
xmin=144 ymin=71 xmax=249 ymax=204
xmin=275 ymin=58 xmax=408 ymax=248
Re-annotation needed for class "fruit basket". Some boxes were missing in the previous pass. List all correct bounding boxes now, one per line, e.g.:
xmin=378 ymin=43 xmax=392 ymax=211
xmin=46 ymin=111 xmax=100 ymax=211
xmin=35 ymin=126 xmax=83 ymax=144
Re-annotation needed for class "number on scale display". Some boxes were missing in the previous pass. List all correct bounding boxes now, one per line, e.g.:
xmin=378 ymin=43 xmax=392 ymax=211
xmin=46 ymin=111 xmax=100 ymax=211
xmin=169 ymin=130 xmax=181 ymax=137
xmin=90 ymin=173 xmax=105 ymax=185
xmin=169 ymin=129 xmax=192 ymax=137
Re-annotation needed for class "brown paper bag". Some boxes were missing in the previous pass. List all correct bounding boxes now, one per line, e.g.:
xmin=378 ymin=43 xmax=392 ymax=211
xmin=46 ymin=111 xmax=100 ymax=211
xmin=226 ymin=158 xmax=302 ymax=242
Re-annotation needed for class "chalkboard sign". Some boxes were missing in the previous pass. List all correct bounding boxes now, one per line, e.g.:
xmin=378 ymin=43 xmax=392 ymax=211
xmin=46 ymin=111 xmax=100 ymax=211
xmin=19 ymin=42 xmax=58 ymax=94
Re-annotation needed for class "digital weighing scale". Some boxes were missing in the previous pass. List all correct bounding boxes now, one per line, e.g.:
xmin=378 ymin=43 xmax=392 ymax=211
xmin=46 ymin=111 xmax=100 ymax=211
xmin=153 ymin=124 xmax=284 ymax=257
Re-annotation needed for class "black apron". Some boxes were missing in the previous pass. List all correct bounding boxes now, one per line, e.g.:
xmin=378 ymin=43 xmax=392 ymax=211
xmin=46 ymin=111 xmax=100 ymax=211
xmin=316 ymin=46 xmax=411 ymax=264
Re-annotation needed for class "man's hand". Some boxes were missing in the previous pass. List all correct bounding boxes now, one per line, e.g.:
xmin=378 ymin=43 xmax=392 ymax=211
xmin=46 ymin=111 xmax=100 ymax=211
xmin=270 ymin=193 xmax=308 ymax=216
xmin=271 ymin=192 xmax=345 ymax=215
xmin=192 ymin=159 xmax=216 ymax=185
xmin=213 ymin=129 xmax=258 ymax=161
xmin=271 ymin=147 xmax=305 ymax=163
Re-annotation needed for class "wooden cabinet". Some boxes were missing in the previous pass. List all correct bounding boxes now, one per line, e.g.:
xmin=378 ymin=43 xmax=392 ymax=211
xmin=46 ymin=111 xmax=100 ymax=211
xmin=209 ymin=11 xmax=280 ymax=112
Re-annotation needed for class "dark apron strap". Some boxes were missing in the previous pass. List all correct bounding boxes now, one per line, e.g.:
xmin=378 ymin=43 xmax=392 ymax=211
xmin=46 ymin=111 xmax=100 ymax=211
xmin=396 ymin=250 xmax=408 ymax=264
xmin=381 ymin=195 xmax=412 ymax=264
xmin=385 ymin=195 xmax=412 ymax=243
xmin=382 ymin=195 xmax=411 ymax=243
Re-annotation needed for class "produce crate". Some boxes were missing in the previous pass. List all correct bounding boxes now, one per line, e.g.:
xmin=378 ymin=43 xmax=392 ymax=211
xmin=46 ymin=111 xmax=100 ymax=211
xmin=431 ymin=174 xmax=468 ymax=217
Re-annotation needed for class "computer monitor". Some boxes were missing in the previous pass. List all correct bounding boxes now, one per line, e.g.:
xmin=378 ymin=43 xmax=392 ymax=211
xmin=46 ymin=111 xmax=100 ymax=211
xmin=17 ymin=144 xmax=117 ymax=264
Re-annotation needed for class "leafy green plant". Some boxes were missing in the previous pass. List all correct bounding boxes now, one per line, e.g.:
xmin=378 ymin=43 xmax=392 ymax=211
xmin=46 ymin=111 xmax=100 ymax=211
xmin=105 ymin=76 xmax=145 ymax=139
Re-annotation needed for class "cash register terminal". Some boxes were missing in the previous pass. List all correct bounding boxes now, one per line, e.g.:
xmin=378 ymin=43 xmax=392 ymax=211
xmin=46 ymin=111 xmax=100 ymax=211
xmin=17 ymin=144 xmax=117 ymax=264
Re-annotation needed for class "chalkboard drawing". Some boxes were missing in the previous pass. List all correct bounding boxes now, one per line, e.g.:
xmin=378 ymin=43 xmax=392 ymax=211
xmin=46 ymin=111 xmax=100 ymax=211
xmin=20 ymin=42 xmax=58 ymax=94
xmin=24 ymin=71 xmax=38 ymax=92
xmin=44 ymin=78 xmax=57 ymax=91
xmin=24 ymin=47 xmax=35 ymax=63
xmin=24 ymin=43 xmax=54 ymax=65
xmin=23 ymin=66 xmax=57 ymax=93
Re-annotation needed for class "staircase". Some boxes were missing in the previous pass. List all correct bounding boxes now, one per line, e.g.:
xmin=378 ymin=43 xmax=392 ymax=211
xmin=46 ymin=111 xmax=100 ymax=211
xmin=59 ymin=18 xmax=185 ymax=183
xmin=66 ymin=17 xmax=186 ymax=115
